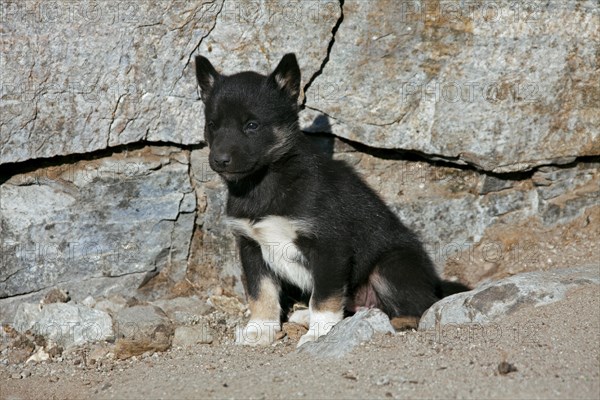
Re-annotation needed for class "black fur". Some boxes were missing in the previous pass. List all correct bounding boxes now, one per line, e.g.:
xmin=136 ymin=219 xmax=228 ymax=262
xmin=194 ymin=53 xmax=469 ymax=320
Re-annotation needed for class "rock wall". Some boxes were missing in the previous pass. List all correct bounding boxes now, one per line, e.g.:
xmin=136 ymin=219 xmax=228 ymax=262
xmin=1 ymin=0 xmax=598 ymax=322
xmin=301 ymin=0 xmax=599 ymax=172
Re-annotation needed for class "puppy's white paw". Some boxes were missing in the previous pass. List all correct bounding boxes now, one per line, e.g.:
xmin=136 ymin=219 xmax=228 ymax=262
xmin=235 ymin=320 xmax=280 ymax=346
xmin=288 ymin=309 xmax=310 ymax=327
xmin=297 ymin=328 xmax=319 ymax=348
xmin=296 ymin=318 xmax=338 ymax=348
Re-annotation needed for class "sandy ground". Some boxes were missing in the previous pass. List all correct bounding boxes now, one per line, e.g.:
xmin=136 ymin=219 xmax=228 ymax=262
xmin=1 ymin=283 xmax=598 ymax=400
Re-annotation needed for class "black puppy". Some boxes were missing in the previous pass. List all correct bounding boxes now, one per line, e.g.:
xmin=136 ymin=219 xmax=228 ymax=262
xmin=194 ymin=53 xmax=469 ymax=347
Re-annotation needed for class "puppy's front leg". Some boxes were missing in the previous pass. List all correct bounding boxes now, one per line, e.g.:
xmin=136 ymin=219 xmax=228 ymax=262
xmin=297 ymin=294 xmax=345 ymax=348
xmin=235 ymin=237 xmax=281 ymax=346
xmin=297 ymin=258 xmax=346 ymax=347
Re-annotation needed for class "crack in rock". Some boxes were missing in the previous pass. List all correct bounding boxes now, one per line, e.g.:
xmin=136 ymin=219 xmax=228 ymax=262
xmin=106 ymin=94 xmax=126 ymax=148
xmin=169 ymin=0 xmax=224 ymax=96
xmin=301 ymin=0 xmax=345 ymax=109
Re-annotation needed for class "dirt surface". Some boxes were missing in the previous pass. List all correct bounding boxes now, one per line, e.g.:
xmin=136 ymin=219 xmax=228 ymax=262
xmin=2 ymin=284 xmax=598 ymax=400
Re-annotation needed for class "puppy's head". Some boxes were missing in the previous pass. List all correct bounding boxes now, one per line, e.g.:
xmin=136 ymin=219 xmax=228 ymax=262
xmin=195 ymin=54 xmax=301 ymax=181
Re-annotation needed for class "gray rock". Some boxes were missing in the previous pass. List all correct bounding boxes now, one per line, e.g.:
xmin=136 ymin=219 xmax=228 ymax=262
xmin=534 ymin=162 xmax=600 ymax=225
xmin=13 ymin=303 xmax=113 ymax=348
xmin=0 ymin=146 xmax=195 ymax=321
xmin=172 ymin=324 xmax=214 ymax=347
xmin=94 ymin=295 xmax=128 ymax=316
xmin=12 ymin=303 xmax=42 ymax=332
xmin=302 ymin=0 xmax=599 ymax=172
xmin=151 ymin=297 xmax=213 ymax=326
xmin=419 ymin=265 xmax=600 ymax=330
xmin=81 ymin=296 xmax=96 ymax=308
xmin=114 ymin=305 xmax=173 ymax=341
xmin=0 ymin=0 xmax=340 ymax=164
xmin=479 ymin=176 xmax=515 ymax=195
xmin=298 ymin=308 xmax=395 ymax=358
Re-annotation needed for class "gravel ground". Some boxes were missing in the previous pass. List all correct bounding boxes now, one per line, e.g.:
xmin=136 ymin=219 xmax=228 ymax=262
xmin=2 ymin=284 xmax=598 ymax=400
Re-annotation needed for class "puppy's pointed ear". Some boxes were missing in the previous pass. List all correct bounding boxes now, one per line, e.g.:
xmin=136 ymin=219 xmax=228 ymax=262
xmin=195 ymin=55 xmax=220 ymax=102
xmin=268 ymin=53 xmax=301 ymax=100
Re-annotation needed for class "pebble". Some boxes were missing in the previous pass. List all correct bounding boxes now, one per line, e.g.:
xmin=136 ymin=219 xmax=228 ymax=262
xmin=376 ymin=376 xmax=390 ymax=386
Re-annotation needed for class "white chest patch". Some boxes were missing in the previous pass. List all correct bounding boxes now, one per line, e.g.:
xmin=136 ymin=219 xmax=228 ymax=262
xmin=228 ymin=216 xmax=314 ymax=292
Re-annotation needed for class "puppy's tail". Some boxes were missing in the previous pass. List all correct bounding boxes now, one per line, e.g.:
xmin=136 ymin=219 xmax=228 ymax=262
xmin=436 ymin=280 xmax=471 ymax=298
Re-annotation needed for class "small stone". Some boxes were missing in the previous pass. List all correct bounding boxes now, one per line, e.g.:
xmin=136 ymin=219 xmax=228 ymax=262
xmin=26 ymin=348 xmax=50 ymax=364
xmin=342 ymin=371 xmax=358 ymax=381
xmin=94 ymin=295 xmax=127 ymax=316
xmin=282 ymin=323 xmax=307 ymax=341
xmin=11 ymin=373 xmax=22 ymax=379
xmin=151 ymin=297 xmax=213 ymax=325
xmin=81 ymin=296 xmax=96 ymax=308
xmin=375 ymin=376 xmax=390 ymax=386
xmin=8 ymin=348 xmax=33 ymax=364
xmin=297 ymin=308 xmax=395 ymax=358
xmin=21 ymin=370 xmax=32 ymax=378
xmin=46 ymin=344 xmax=63 ymax=359
xmin=207 ymin=295 xmax=246 ymax=316
xmin=114 ymin=305 xmax=172 ymax=341
xmin=49 ymin=376 xmax=59 ymax=383
xmin=113 ymin=305 xmax=173 ymax=360
xmin=498 ymin=361 xmax=518 ymax=375
xmin=274 ymin=331 xmax=286 ymax=341
xmin=172 ymin=325 xmax=214 ymax=347
xmin=212 ymin=286 xmax=223 ymax=296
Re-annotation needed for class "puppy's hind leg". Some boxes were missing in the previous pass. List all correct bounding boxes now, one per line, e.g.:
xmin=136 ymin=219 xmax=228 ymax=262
xmin=368 ymin=247 xmax=441 ymax=318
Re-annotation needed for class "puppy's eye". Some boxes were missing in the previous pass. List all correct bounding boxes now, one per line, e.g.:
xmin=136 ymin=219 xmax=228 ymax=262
xmin=244 ymin=121 xmax=259 ymax=131
xmin=207 ymin=120 xmax=215 ymax=129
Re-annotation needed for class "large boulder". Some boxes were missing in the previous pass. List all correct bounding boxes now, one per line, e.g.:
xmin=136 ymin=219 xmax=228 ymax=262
xmin=418 ymin=265 xmax=600 ymax=330
xmin=302 ymin=0 xmax=599 ymax=172
xmin=0 ymin=146 xmax=195 ymax=321
xmin=0 ymin=0 xmax=341 ymax=164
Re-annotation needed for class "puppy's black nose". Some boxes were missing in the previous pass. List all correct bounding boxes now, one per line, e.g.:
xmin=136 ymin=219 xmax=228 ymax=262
xmin=212 ymin=153 xmax=231 ymax=168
